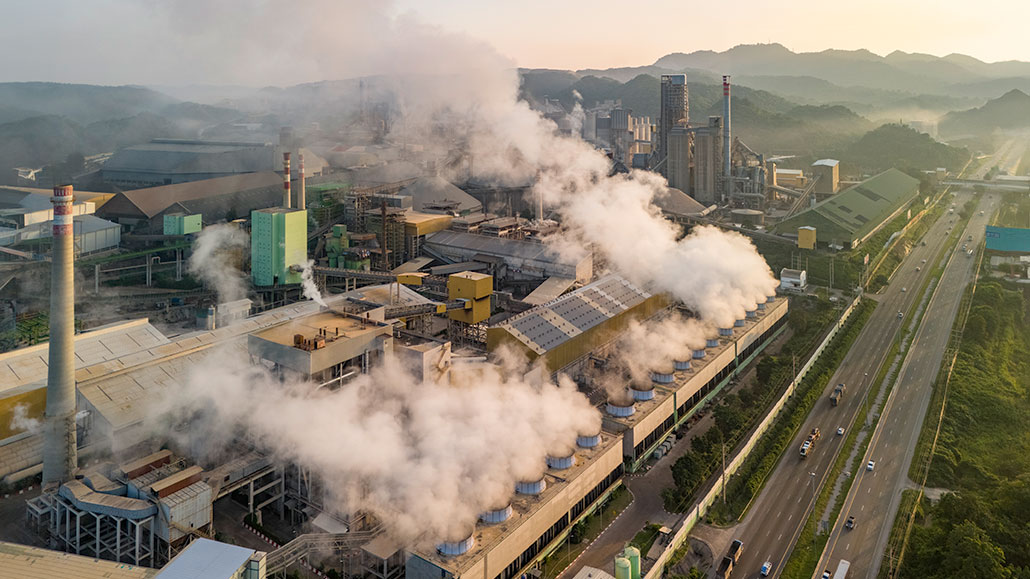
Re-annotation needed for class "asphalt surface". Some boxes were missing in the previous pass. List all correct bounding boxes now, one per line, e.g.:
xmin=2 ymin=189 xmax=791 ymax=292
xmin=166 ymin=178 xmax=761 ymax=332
xmin=726 ymin=192 xmax=974 ymax=579
xmin=815 ymin=192 xmax=997 ymax=578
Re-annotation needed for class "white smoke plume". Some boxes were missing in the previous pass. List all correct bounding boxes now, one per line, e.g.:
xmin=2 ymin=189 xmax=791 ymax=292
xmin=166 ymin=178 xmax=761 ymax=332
xmin=187 ymin=224 xmax=249 ymax=304
xmin=299 ymin=260 xmax=328 ymax=307
xmin=616 ymin=316 xmax=711 ymax=383
xmin=9 ymin=404 xmax=41 ymax=434
xmin=154 ymin=345 xmax=600 ymax=546
xmin=569 ymin=90 xmax=585 ymax=137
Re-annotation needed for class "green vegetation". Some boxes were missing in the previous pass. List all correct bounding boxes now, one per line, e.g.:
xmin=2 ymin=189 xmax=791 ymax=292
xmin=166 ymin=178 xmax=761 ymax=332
xmin=662 ymin=296 xmax=872 ymax=520
xmin=539 ymin=486 xmax=631 ymax=579
xmin=939 ymin=89 xmax=1030 ymax=140
xmin=996 ymin=190 xmax=1030 ymax=228
xmin=843 ymin=124 xmax=970 ymax=176
xmin=629 ymin=523 xmax=662 ymax=556
xmin=897 ymin=281 xmax=1030 ymax=578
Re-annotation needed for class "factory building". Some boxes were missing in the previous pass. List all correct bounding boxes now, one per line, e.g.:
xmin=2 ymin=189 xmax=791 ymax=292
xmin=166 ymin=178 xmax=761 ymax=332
xmin=424 ymin=230 xmax=593 ymax=284
xmin=412 ymin=293 xmax=788 ymax=579
xmin=773 ymin=168 xmax=919 ymax=249
xmin=98 ymin=172 xmax=285 ymax=232
xmin=811 ymin=159 xmax=840 ymax=196
xmin=691 ymin=116 xmax=723 ymax=205
xmin=27 ymin=450 xmax=214 ymax=567
xmin=488 ymin=276 xmax=667 ymax=373
xmin=666 ymin=126 xmax=691 ymax=195
xmin=0 ymin=186 xmax=119 ymax=253
xmin=101 ymin=139 xmax=285 ymax=190
xmin=658 ymin=74 xmax=689 ymax=176
xmin=399 ymin=176 xmax=483 ymax=216
xmin=251 ymin=207 xmax=307 ymax=286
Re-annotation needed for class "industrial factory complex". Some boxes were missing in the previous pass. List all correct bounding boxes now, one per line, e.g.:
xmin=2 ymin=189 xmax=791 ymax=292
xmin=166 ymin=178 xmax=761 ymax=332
xmin=0 ymin=66 xmax=938 ymax=579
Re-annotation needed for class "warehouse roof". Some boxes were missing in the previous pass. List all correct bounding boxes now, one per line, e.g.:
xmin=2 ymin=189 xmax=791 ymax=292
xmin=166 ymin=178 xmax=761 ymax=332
xmin=0 ymin=318 xmax=169 ymax=398
xmin=812 ymin=159 xmax=839 ymax=167
xmin=773 ymin=169 xmax=919 ymax=246
xmin=495 ymin=275 xmax=650 ymax=355
xmin=156 ymin=538 xmax=258 ymax=579
xmin=401 ymin=176 xmax=482 ymax=214
xmin=0 ymin=186 xmax=115 ymax=210
xmin=98 ymin=172 xmax=283 ymax=220
xmin=426 ymin=230 xmax=570 ymax=265
xmin=653 ymin=187 xmax=706 ymax=217
xmin=0 ymin=541 xmax=158 ymax=579
xmin=102 ymin=139 xmax=275 ymax=176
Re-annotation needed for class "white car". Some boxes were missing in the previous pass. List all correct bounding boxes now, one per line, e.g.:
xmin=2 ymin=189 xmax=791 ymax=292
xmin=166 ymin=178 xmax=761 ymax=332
xmin=837 ymin=427 xmax=845 ymax=436
xmin=901 ymin=287 xmax=907 ymax=292
xmin=867 ymin=460 xmax=876 ymax=471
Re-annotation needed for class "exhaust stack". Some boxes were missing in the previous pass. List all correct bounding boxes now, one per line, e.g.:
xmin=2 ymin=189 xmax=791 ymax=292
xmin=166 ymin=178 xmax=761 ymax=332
xmin=723 ymin=75 xmax=731 ymax=200
xmin=298 ymin=153 xmax=306 ymax=209
xmin=42 ymin=185 xmax=78 ymax=485
xmin=283 ymin=152 xmax=292 ymax=209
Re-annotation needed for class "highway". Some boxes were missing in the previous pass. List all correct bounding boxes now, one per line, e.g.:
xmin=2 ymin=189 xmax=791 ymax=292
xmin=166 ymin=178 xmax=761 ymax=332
xmin=719 ymin=141 xmax=1017 ymax=579
xmin=814 ymin=194 xmax=995 ymax=578
xmin=726 ymin=190 xmax=959 ymax=579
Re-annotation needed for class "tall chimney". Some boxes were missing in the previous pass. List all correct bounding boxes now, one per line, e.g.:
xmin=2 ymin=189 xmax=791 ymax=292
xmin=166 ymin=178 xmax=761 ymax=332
xmin=298 ymin=153 xmax=306 ymax=210
xmin=723 ymin=75 xmax=732 ymax=200
xmin=283 ymin=152 xmax=292 ymax=209
xmin=42 ymin=185 xmax=78 ymax=486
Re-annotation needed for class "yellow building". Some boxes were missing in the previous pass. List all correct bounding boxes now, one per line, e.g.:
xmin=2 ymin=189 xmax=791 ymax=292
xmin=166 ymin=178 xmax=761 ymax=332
xmin=798 ymin=226 xmax=817 ymax=250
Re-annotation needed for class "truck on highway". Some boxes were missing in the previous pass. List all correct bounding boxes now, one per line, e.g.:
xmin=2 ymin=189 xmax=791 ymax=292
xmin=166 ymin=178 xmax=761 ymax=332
xmin=830 ymin=383 xmax=846 ymax=406
xmin=717 ymin=556 xmax=734 ymax=578
xmin=800 ymin=428 xmax=821 ymax=457
xmin=728 ymin=539 xmax=743 ymax=563
xmin=832 ymin=560 xmax=851 ymax=579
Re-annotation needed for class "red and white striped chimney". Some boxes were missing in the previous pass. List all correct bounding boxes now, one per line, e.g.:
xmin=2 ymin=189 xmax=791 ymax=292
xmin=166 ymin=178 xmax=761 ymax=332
xmin=283 ymin=152 xmax=292 ymax=209
xmin=298 ymin=153 xmax=306 ymax=210
xmin=42 ymin=185 xmax=78 ymax=486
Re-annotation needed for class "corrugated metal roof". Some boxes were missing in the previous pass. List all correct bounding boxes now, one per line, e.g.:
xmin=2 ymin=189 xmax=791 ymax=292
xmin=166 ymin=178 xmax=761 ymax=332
xmin=0 ymin=541 xmax=158 ymax=578
xmin=522 ymin=276 xmax=576 ymax=306
xmin=156 ymin=538 xmax=255 ymax=579
xmin=0 ymin=319 xmax=169 ymax=397
xmin=425 ymin=230 xmax=567 ymax=265
xmin=98 ymin=172 xmax=283 ymax=219
xmin=654 ymin=187 xmax=706 ymax=217
xmin=401 ymin=176 xmax=482 ymax=213
xmin=103 ymin=140 xmax=275 ymax=175
xmin=496 ymin=275 xmax=649 ymax=354
xmin=774 ymin=169 xmax=919 ymax=243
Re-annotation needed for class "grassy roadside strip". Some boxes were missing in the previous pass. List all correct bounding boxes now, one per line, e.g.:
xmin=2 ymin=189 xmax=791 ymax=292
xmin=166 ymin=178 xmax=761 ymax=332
xmin=707 ymin=299 xmax=875 ymax=524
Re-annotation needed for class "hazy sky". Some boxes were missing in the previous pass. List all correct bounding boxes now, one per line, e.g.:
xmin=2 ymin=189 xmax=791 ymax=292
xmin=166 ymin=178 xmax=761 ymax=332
xmin=1 ymin=0 xmax=1028 ymax=86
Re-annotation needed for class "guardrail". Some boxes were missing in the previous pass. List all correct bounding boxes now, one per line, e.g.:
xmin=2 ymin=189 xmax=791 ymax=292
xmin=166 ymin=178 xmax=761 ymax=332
xmin=643 ymin=294 xmax=863 ymax=579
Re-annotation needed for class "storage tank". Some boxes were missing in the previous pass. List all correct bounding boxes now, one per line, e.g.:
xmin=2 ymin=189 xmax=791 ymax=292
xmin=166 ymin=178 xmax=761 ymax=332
xmin=730 ymin=208 xmax=765 ymax=226
xmin=546 ymin=453 xmax=576 ymax=470
xmin=479 ymin=504 xmax=513 ymax=524
xmin=516 ymin=478 xmax=547 ymax=495
xmin=673 ymin=359 xmax=691 ymax=371
xmin=615 ymin=557 xmax=632 ymax=579
xmin=624 ymin=546 xmax=641 ymax=579
xmin=630 ymin=382 xmax=655 ymax=402
xmin=436 ymin=532 xmax=475 ymax=556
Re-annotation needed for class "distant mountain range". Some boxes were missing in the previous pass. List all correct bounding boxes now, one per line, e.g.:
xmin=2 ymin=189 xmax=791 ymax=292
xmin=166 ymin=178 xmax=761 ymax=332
xmin=939 ymin=89 xmax=1030 ymax=138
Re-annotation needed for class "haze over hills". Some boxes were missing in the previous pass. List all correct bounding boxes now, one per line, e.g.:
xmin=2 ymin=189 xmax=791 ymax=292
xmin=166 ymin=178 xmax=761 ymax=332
xmin=939 ymin=89 xmax=1030 ymax=138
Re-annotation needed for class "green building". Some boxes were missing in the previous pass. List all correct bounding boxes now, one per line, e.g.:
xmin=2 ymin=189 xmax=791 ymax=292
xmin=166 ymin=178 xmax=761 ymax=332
xmin=251 ymin=208 xmax=307 ymax=286
xmin=163 ymin=213 xmax=202 ymax=235
xmin=773 ymin=168 xmax=920 ymax=249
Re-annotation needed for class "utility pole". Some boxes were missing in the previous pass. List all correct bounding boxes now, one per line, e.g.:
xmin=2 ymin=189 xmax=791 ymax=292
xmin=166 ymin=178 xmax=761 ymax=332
xmin=791 ymin=354 xmax=797 ymax=397
xmin=722 ymin=442 xmax=727 ymax=504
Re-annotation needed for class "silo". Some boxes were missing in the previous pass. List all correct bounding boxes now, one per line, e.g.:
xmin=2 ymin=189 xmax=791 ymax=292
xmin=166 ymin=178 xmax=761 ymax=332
xmin=615 ymin=557 xmax=632 ymax=579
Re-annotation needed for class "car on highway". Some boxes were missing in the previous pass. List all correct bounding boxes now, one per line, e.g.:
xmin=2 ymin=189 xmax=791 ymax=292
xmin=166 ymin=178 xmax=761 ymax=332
xmin=845 ymin=515 xmax=855 ymax=530
xmin=837 ymin=427 xmax=845 ymax=435
xmin=867 ymin=460 xmax=876 ymax=471
xmin=901 ymin=287 xmax=907 ymax=292
xmin=761 ymin=561 xmax=772 ymax=576
xmin=821 ymin=570 xmax=831 ymax=579
xmin=916 ymin=266 xmax=921 ymax=271
xmin=898 ymin=311 xmax=904 ymax=319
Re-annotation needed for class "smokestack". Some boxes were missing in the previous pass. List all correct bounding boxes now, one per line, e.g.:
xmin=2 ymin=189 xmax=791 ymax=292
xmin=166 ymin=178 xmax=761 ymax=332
xmin=283 ymin=152 xmax=292 ymax=209
xmin=298 ymin=153 xmax=306 ymax=210
xmin=723 ymin=75 xmax=731 ymax=200
xmin=42 ymin=185 xmax=78 ymax=486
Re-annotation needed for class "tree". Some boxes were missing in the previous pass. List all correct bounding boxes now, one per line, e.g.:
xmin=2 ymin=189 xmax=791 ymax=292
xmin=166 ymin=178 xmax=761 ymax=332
xmin=714 ymin=402 xmax=746 ymax=439
xmin=939 ymin=521 xmax=1011 ymax=579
